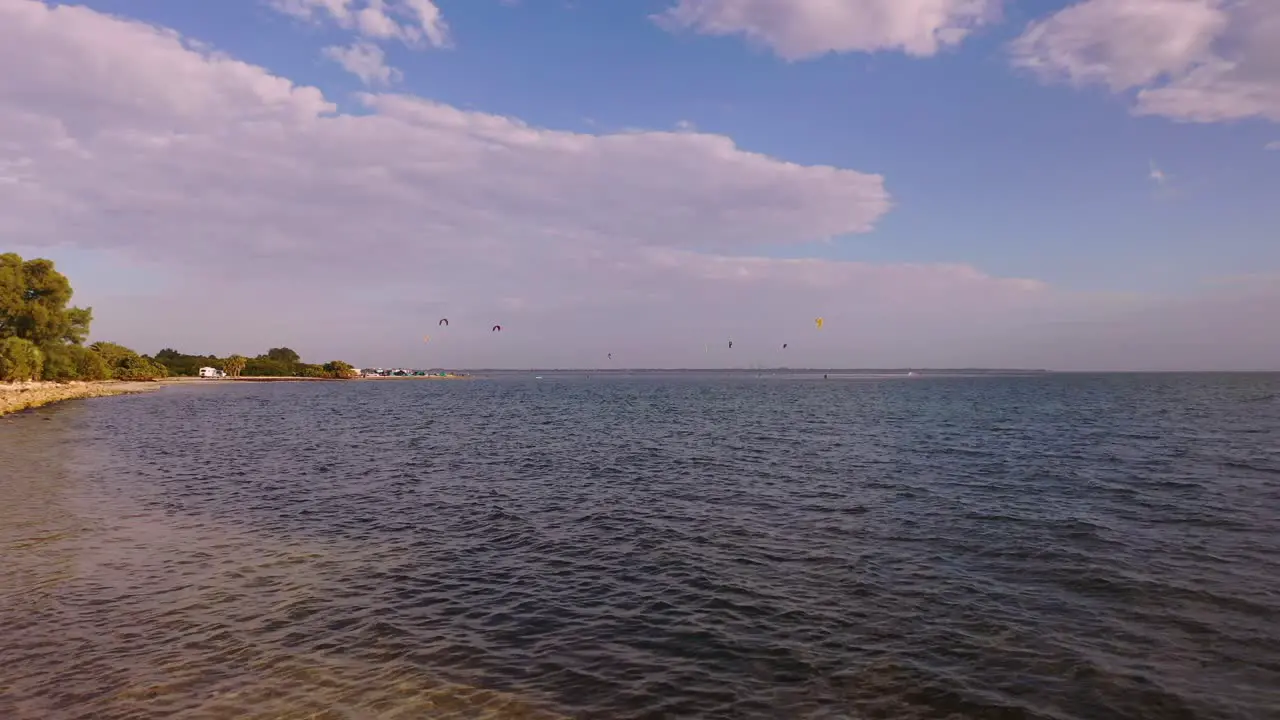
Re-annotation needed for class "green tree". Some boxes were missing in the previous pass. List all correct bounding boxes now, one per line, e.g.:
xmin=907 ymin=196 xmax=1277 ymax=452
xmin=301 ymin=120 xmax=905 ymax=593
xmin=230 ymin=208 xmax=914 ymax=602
xmin=245 ymin=357 xmax=291 ymax=376
xmin=39 ymin=343 xmax=79 ymax=381
xmin=88 ymin=341 xmax=135 ymax=367
xmin=222 ymin=355 xmax=247 ymax=378
xmin=154 ymin=348 xmax=219 ymax=377
xmin=112 ymin=354 xmax=167 ymax=381
xmin=321 ymin=360 xmax=357 ymax=379
xmin=72 ymin=345 xmax=111 ymax=381
xmin=84 ymin=341 xmax=166 ymax=381
xmin=0 ymin=337 xmax=43 ymax=382
xmin=0 ymin=253 xmax=93 ymax=347
xmin=296 ymin=363 xmax=326 ymax=378
xmin=266 ymin=347 xmax=300 ymax=365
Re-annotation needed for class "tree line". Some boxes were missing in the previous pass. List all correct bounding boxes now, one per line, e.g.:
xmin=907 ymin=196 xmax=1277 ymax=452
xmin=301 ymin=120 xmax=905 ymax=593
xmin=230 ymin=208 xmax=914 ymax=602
xmin=155 ymin=347 xmax=356 ymax=379
xmin=1 ymin=253 xmax=356 ymax=382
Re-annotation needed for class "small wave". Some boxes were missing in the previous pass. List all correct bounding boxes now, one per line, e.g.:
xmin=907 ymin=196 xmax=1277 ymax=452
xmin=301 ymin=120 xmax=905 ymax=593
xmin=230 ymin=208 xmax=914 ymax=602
xmin=2 ymin=374 xmax=1278 ymax=719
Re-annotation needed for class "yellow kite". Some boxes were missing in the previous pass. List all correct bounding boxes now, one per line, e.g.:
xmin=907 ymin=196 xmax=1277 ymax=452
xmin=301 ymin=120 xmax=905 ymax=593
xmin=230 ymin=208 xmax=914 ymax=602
xmin=814 ymin=317 xmax=824 ymax=329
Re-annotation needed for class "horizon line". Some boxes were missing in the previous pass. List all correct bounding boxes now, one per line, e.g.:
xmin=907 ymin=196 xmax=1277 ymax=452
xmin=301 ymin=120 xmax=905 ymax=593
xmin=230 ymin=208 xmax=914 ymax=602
xmin=353 ymin=367 xmax=1280 ymax=374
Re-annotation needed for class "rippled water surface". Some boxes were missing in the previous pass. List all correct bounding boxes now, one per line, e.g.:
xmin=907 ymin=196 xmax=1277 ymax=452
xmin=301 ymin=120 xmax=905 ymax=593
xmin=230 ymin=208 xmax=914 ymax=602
xmin=2 ymin=372 xmax=1279 ymax=719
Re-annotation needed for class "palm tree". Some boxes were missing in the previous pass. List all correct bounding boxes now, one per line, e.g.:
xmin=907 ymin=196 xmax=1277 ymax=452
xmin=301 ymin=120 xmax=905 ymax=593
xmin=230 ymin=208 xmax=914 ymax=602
xmin=222 ymin=354 xmax=247 ymax=378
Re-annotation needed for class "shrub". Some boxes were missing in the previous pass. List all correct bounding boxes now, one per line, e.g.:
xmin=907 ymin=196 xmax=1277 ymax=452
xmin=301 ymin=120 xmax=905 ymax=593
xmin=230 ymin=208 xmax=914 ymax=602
xmin=0 ymin=337 xmax=43 ymax=382
xmin=112 ymin=354 xmax=167 ymax=381
xmin=72 ymin=345 xmax=112 ymax=381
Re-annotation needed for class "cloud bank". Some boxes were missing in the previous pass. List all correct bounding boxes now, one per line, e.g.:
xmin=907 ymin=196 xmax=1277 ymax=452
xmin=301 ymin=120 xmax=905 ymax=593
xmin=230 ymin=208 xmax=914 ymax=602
xmin=1 ymin=0 xmax=1274 ymax=369
xmin=653 ymin=0 xmax=1003 ymax=60
xmin=655 ymin=0 xmax=1280 ymax=126
xmin=1010 ymin=0 xmax=1280 ymax=123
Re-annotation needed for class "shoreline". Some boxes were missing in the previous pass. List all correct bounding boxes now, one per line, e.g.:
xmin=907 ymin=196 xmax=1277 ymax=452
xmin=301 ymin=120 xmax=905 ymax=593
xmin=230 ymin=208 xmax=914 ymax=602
xmin=355 ymin=375 xmax=472 ymax=381
xmin=0 ymin=380 xmax=163 ymax=417
xmin=159 ymin=376 xmax=341 ymax=383
xmin=0 ymin=374 xmax=474 ymax=416
xmin=160 ymin=375 xmax=472 ymax=383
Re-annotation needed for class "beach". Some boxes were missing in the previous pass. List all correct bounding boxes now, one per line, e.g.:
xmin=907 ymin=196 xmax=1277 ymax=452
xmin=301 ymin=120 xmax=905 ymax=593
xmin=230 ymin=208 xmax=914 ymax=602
xmin=0 ymin=380 xmax=163 ymax=417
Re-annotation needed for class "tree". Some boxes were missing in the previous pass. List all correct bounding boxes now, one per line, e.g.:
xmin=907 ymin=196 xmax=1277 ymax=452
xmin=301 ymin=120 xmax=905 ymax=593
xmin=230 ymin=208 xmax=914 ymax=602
xmin=245 ymin=357 xmax=291 ymax=376
xmin=322 ymin=360 xmax=357 ymax=379
xmin=0 ymin=254 xmax=176 ymax=384
xmin=72 ymin=345 xmax=111 ymax=381
xmin=0 ymin=253 xmax=93 ymax=348
xmin=88 ymin=341 xmax=135 ymax=367
xmin=0 ymin=337 xmax=43 ymax=382
xmin=266 ymin=347 xmax=300 ymax=365
xmin=154 ymin=348 xmax=219 ymax=377
xmin=1 ymin=253 xmax=94 ymax=382
xmin=112 ymin=354 xmax=168 ymax=381
xmin=39 ymin=343 xmax=79 ymax=382
xmin=85 ymin=341 xmax=166 ymax=381
xmin=222 ymin=355 xmax=247 ymax=378
xmin=296 ymin=363 xmax=326 ymax=378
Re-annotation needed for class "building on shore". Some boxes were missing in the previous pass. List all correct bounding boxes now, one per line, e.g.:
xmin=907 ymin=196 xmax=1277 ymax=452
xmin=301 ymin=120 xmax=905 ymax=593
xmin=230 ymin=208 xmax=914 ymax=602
xmin=357 ymin=367 xmax=465 ymax=378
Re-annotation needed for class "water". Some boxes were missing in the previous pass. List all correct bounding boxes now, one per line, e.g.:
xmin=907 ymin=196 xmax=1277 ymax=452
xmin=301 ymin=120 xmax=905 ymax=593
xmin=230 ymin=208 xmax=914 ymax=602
xmin=2 ymin=372 xmax=1278 ymax=719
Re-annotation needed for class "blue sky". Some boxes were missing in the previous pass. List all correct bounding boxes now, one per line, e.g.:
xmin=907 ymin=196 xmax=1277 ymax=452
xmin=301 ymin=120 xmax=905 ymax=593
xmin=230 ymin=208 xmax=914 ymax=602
xmin=2 ymin=0 xmax=1278 ymax=369
xmin=80 ymin=0 xmax=1276 ymax=292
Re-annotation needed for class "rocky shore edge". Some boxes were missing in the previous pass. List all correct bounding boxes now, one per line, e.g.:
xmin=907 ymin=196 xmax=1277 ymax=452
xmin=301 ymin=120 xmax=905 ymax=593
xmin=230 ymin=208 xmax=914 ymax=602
xmin=0 ymin=380 xmax=162 ymax=417
xmin=1 ymin=373 xmax=478 ymax=417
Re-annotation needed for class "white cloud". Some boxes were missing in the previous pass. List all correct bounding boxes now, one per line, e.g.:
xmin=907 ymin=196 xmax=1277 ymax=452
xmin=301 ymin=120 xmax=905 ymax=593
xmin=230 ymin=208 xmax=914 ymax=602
xmin=399 ymin=0 xmax=449 ymax=48
xmin=270 ymin=0 xmax=451 ymax=49
xmin=652 ymin=0 xmax=1002 ymax=60
xmin=1 ymin=0 xmax=1273 ymax=370
xmin=1010 ymin=0 xmax=1280 ymax=123
xmin=323 ymin=39 xmax=402 ymax=85
xmin=1265 ymin=140 xmax=1279 ymax=150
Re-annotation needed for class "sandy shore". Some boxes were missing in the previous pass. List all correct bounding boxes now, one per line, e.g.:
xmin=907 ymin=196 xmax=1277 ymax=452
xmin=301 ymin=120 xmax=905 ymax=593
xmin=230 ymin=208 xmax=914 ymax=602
xmin=158 ymin=376 xmax=340 ymax=383
xmin=0 ymin=380 xmax=163 ymax=417
xmin=159 ymin=376 xmax=476 ymax=383
xmin=161 ymin=375 xmax=473 ymax=382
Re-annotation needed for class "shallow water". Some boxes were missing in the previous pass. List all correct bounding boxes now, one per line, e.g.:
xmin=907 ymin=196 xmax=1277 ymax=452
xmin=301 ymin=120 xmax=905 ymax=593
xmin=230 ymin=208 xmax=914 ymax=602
xmin=2 ymin=372 xmax=1278 ymax=719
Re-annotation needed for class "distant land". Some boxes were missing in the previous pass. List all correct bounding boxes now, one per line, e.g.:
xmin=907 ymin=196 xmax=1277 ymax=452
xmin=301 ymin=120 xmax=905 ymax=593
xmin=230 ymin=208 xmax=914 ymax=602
xmin=455 ymin=368 xmax=1053 ymax=375
xmin=447 ymin=368 xmax=1277 ymax=375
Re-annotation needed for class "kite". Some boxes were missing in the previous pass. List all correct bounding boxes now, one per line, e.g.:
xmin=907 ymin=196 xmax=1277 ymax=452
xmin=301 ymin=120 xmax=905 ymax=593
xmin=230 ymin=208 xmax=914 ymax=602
xmin=814 ymin=317 xmax=824 ymax=329
xmin=728 ymin=340 xmax=733 ymax=349
xmin=782 ymin=343 xmax=788 ymax=349
xmin=439 ymin=318 xmax=449 ymax=327
xmin=492 ymin=325 xmax=502 ymax=332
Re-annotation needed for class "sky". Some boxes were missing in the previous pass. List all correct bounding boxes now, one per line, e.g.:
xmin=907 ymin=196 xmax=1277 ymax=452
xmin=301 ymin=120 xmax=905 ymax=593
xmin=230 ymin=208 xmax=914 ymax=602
xmin=1 ymin=0 xmax=1277 ymax=370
